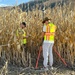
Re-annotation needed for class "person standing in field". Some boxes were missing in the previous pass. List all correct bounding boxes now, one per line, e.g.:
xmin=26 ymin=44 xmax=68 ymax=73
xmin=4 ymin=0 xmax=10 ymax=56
xmin=16 ymin=22 xmax=27 ymax=49
xmin=42 ymin=17 xmax=57 ymax=70
xmin=16 ymin=22 xmax=27 ymax=66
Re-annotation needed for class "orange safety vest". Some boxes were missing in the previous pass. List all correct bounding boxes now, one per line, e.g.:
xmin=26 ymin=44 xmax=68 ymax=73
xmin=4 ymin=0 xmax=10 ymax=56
xmin=44 ymin=23 xmax=56 ymax=41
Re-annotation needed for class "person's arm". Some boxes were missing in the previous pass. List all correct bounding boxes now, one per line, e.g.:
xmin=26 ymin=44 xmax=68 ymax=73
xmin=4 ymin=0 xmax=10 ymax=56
xmin=22 ymin=29 xmax=27 ymax=39
xmin=40 ymin=25 xmax=46 ymax=46
xmin=42 ymin=32 xmax=45 ymax=38
xmin=40 ymin=32 xmax=44 ymax=46
xmin=23 ymin=33 xmax=31 ymax=39
xmin=23 ymin=36 xmax=27 ymax=39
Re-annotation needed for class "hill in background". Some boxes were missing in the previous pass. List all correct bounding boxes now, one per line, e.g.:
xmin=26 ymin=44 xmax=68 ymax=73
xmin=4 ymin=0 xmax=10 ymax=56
xmin=19 ymin=0 xmax=65 ymax=11
xmin=0 ymin=0 xmax=74 ymax=12
xmin=18 ymin=0 xmax=74 ymax=12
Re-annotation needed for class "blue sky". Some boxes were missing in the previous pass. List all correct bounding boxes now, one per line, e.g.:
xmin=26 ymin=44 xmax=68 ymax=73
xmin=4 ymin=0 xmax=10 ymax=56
xmin=0 ymin=0 xmax=31 ymax=7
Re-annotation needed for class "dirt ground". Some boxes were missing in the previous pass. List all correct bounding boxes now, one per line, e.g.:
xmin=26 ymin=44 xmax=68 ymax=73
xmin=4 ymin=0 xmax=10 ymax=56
xmin=0 ymin=61 xmax=75 ymax=75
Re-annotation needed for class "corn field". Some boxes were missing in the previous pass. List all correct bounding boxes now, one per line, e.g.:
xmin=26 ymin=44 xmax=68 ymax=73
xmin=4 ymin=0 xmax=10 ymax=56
xmin=0 ymin=2 xmax=75 ymax=68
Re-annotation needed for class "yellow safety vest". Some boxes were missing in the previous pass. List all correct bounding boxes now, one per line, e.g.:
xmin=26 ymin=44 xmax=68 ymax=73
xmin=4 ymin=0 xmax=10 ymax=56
xmin=16 ymin=28 xmax=27 ymax=45
xmin=44 ymin=23 xmax=56 ymax=41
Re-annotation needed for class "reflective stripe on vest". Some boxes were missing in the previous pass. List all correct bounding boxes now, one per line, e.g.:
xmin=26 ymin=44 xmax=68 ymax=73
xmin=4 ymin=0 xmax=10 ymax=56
xmin=44 ymin=23 xmax=56 ymax=41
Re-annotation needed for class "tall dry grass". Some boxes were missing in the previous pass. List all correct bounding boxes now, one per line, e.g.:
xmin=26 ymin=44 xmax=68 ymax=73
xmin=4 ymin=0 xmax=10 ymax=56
xmin=0 ymin=2 xmax=75 ymax=67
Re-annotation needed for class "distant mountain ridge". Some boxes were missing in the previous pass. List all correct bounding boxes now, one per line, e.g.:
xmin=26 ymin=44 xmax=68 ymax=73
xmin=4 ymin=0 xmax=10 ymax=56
xmin=0 ymin=0 xmax=74 ymax=12
xmin=18 ymin=0 xmax=67 ymax=12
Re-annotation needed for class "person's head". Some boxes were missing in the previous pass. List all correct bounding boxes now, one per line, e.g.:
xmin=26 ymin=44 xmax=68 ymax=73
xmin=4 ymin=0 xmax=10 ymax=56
xmin=20 ymin=22 xmax=26 ymax=29
xmin=42 ymin=17 xmax=49 ymax=25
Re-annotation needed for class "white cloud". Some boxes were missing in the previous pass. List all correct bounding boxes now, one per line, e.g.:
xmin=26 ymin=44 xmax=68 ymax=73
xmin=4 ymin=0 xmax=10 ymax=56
xmin=0 ymin=4 xmax=12 ymax=7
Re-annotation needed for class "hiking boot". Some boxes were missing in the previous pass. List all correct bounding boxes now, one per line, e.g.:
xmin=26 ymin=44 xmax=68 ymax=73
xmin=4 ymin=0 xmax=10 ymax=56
xmin=44 ymin=67 xmax=48 ymax=71
xmin=50 ymin=66 xmax=53 ymax=70
xmin=41 ymin=67 xmax=48 ymax=71
xmin=48 ymin=66 xmax=53 ymax=70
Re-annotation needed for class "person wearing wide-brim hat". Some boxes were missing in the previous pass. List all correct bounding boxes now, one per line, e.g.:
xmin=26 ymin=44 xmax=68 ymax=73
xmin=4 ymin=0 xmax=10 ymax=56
xmin=41 ymin=17 xmax=57 ymax=71
xmin=42 ymin=17 xmax=51 ymax=24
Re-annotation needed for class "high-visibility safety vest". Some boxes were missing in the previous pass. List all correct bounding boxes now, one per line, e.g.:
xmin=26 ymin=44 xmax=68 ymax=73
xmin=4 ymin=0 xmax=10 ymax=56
xmin=44 ymin=23 xmax=56 ymax=41
xmin=16 ymin=28 xmax=27 ymax=45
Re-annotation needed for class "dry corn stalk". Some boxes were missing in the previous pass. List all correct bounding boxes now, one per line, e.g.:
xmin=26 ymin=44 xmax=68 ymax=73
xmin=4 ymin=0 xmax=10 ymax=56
xmin=0 ymin=1 xmax=75 ymax=67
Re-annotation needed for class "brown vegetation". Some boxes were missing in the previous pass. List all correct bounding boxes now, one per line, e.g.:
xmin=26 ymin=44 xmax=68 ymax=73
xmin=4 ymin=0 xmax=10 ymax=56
xmin=0 ymin=2 xmax=75 ymax=68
